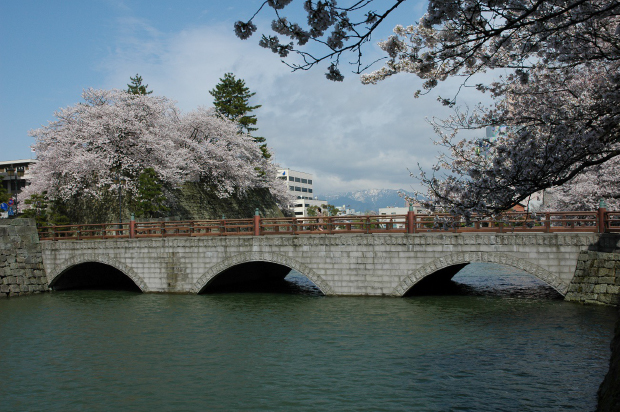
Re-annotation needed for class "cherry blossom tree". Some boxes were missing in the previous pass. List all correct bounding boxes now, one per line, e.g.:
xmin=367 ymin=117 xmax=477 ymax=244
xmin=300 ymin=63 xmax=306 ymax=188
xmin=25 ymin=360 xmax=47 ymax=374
xmin=543 ymin=157 xmax=620 ymax=211
xmin=24 ymin=88 xmax=291 ymax=213
xmin=236 ymin=0 xmax=620 ymax=213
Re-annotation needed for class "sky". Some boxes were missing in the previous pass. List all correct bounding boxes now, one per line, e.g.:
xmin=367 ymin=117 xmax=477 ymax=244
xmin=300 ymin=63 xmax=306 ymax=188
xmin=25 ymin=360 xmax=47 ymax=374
xmin=0 ymin=0 xmax=490 ymax=195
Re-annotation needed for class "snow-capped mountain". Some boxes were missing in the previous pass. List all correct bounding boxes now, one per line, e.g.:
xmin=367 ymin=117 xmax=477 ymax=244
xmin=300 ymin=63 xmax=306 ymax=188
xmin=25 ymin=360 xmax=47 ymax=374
xmin=317 ymin=189 xmax=416 ymax=213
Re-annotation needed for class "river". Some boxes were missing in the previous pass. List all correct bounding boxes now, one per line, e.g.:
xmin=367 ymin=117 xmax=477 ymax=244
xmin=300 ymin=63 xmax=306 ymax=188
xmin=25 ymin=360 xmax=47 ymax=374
xmin=0 ymin=263 xmax=616 ymax=411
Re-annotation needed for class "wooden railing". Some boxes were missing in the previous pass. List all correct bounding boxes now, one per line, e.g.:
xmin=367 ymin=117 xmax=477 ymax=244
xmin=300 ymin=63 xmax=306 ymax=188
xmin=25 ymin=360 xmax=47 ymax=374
xmin=37 ymin=209 xmax=619 ymax=241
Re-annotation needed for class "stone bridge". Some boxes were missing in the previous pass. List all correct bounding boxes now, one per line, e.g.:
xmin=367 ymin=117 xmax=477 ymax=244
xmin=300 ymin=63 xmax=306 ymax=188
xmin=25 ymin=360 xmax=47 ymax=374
xmin=39 ymin=232 xmax=611 ymax=296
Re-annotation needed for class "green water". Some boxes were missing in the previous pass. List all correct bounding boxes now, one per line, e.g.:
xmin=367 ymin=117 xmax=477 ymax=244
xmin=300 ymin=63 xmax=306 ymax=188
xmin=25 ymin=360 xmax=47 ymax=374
xmin=0 ymin=264 xmax=616 ymax=412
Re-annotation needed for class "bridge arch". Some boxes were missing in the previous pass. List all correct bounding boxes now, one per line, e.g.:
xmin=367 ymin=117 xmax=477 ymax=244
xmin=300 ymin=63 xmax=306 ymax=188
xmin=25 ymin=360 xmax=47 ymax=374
xmin=393 ymin=252 xmax=568 ymax=297
xmin=190 ymin=252 xmax=334 ymax=295
xmin=47 ymin=254 xmax=148 ymax=292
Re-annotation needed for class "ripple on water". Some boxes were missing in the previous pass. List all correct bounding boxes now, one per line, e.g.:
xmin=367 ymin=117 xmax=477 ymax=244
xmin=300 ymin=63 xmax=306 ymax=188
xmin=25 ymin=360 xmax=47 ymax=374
xmin=0 ymin=263 xmax=616 ymax=412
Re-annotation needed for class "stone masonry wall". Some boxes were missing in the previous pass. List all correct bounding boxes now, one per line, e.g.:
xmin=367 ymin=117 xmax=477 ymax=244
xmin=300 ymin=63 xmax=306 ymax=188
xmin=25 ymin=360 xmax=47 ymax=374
xmin=565 ymin=251 xmax=620 ymax=306
xmin=41 ymin=233 xmax=600 ymax=296
xmin=0 ymin=219 xmax=48 ymax=297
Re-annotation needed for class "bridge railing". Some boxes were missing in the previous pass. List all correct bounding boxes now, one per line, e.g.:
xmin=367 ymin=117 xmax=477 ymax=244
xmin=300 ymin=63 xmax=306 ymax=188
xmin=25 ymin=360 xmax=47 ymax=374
xmin=260 ymin=215 xmax=409 ymax=235
xmin=606 ymin=212 xmax=620 ymax=232
xmin=130 ymin=219 xmax=254 ymax=237
xmin=38 ymin=222 xmax=131 ymax=241
xmin=37 ymin=210 xmax=615 ymax=240
xmin=410 ymin=211 xmax=599 ymax=233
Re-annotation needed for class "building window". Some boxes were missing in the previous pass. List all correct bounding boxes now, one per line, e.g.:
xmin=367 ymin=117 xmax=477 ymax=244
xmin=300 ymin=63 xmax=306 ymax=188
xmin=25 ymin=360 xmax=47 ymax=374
xmin=295 ymin=186 xmax=301 ymax=192
xmin=289 ymin=176 xmax=294 ymax=181
xmin=290 ymin=186 xmax=295 ymax=190
xmin=301 ymin=178 xmax=307 ymax=184
xmin=308 ymin=179 xmax=312 ymax=184
xmin=308 ymin=189 xmax=313 ymax=193
xmin=295 ymin=177 xmax=301 ymax=182
xmin=278 ymin=176 xmax=287 ymax=180
xmin=302 ymin=187 xmax=308 ymax=192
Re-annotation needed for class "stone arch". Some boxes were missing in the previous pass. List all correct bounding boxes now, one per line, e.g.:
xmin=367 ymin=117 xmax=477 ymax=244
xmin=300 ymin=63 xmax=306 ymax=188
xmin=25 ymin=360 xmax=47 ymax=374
xmin=392 ymin=251 xmax=567 ymax=297
xmin=47 ymin=254 xmax=148 ymax=292
xmin=190 ymin=252 xmax=334 ymax=295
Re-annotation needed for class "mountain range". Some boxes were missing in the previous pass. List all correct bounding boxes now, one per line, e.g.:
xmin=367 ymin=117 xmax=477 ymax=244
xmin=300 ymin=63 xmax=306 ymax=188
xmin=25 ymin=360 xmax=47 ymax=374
xmin=317 ymin=189 xmax=416 ymax=213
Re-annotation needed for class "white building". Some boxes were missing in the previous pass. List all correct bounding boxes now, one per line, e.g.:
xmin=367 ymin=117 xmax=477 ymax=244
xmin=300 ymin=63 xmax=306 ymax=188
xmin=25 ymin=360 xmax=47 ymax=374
xmin=1 ymin=159 xmax=36 ymax=196
xmin=378 ymin=202 xmax=429 ymax=216
xmin=1 ymin=159 xmax=36 ymax=218
xmin=277 ymin=168 xmax=328 ymax=217
xmin=376 ymin=202 xmax=429 ymax=229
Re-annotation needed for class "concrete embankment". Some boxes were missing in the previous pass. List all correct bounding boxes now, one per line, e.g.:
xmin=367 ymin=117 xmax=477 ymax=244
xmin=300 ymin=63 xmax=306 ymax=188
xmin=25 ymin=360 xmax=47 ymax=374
xmin=0 ymin=219 xmax=47 ymax=297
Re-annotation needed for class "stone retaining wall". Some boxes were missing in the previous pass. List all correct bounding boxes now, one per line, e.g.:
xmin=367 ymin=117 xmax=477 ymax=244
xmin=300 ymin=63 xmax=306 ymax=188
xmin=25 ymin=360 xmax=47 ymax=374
xmin=0 ymin=219 xmax=48 ymax=297
xmin=565 ymin=251 xmax=620 ymax=305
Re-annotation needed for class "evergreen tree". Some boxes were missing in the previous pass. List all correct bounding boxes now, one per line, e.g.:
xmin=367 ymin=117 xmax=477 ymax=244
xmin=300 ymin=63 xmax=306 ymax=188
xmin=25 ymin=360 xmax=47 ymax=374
xmin=22 ymin=193 xmax=49 ymax=226
xmin=127 ymin=73 xmax=152 ymax=95
xmin=133 ymin=168 xmax=169 ymax=218
xmin=0 ymin=185 xmax=8 ymax=204
xmin=209 ymin=73 xmax=270 ymax=159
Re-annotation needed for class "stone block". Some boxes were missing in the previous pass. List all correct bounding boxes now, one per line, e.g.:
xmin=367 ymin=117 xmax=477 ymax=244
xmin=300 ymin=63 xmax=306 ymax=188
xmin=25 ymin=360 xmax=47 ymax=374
xmin=594 ymin=284 xmax=607 ymax=294
xmin=606 ymin=284 xmax=620 ymax=294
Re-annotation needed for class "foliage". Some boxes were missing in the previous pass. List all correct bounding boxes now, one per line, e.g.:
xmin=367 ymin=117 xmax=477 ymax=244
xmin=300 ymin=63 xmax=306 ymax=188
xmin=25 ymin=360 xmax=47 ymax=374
xmin=306 ymin=205 xmax=320 ymax=216
xmin=306 ymin=203 xmax=338 ymax=216
xmin=24 ymin=88 xmax=291 ymax=214
xmin=209 ymin=73 xmax=270 ymax=159
xmin=22 ymin=193 xmax=48 ymax=225
xmin=0 ymin=185 xmax=8 ymax=204
xmin=127 ymin=73 xmax=152 ymax=95
xmin=21 ymin=192 xmax=71 ymax=226
xmin=324 ymin=204 xmax=339 ymax=216
xmin=133 ymin=168 xmax=170 ymax=218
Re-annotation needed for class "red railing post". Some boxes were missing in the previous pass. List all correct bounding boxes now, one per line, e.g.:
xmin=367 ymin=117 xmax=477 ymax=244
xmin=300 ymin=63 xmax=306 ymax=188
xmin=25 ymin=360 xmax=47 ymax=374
xmin=545 ymin=213 xmax=551 ymax=233
xmin=598 ymin=200 xmax=607 ymax=233
xmin=407 ymin=205 xmax=416 ymax=234
xmin=129 ymin=213 xmax=135 ymax=239
xmin=253 ymin=208 xmax=261 ymax=236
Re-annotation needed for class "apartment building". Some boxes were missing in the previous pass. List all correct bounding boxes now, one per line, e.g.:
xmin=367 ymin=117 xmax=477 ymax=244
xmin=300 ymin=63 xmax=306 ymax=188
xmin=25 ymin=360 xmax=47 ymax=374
xmin=277 ymin=168 xmax=327 ymax=217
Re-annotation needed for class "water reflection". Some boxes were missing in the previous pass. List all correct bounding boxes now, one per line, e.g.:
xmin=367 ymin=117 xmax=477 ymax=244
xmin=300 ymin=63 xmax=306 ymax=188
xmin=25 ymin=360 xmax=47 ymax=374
xmin=450 ymin=262 xmax=564 ymax=300
xmin=0 ymin=264 xmax=615 ymax=412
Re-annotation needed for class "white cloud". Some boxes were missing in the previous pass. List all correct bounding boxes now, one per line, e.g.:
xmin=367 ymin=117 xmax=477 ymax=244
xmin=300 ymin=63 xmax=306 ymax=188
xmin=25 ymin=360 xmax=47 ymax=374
xmin=100 ymin=16 xmax=493 ymax=195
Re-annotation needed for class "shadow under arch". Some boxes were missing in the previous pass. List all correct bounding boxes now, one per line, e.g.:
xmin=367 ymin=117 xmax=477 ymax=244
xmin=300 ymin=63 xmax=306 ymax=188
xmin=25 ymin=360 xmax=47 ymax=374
xmin=48 ymin=254 xmax=147 ymax=292
xmin=191 ymin=252 xmax=333 ymax=295
xmin=393 ymin=252 xmax=567 ymax=297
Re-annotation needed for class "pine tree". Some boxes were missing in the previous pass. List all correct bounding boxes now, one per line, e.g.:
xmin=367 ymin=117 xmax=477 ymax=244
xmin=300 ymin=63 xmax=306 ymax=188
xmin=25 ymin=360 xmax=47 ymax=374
xmin=209 ymin=73 xmax=270 ymax=159
xmin=133 ymin=168 xmax=169 ymax=218
xmin=0 ymin=185 xmax=8 ymax=204
xmin=127 ymin=74 xmax=152 ymax=95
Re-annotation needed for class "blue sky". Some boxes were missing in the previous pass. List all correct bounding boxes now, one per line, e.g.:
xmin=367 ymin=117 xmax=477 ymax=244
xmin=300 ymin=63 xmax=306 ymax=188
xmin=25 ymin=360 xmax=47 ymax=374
xmin=0 ymin=0 xmax=487 ymax=195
